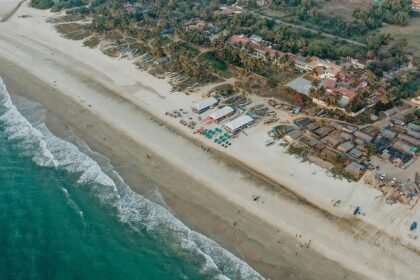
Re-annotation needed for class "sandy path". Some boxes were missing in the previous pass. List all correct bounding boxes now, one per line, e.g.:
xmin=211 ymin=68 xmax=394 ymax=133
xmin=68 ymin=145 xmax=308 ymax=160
xmin=0 ymin=0 xmax=21 ymax=21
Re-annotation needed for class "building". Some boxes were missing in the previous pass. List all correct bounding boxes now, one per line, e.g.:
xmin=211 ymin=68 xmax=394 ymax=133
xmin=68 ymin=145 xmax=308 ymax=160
xmin=294 ymin=117 xmax=314 ymax=127
xmin=375 ymin=136 xmax=392 ymax=152
xmin=219 ymin=6 xmax=241 ymax=16
xmin=392 ymin=141 xmax=416 ymax=154
xmin=207 ymin=106 xmax=235 ymax=123
xmin=382 ymin=107 xmax=400 ymax=117
xmin=305 ymin=122 xmax=321 ymax=132
xmin=380 ymin=127 xmax=397 ymax=139
xmin=408 ymin=125 xmax=420 ymax=138
xmin=349 ymin=58 xmax=367 ymax=69
xmin=340 ymin=132 xmax=353 ymax=141
xmin=313 ymin=126 xmax=334 ymax=139
xmin=284 ymin=129 xmax=303 ymax=143
xmin=292 ymin=56 xmax=342 ymax=79
xmin=345 ymin=161 xmax=365 ymax=177
xmin=250 ymin=34 xmax=263 ymax=44
xmin=122 ymin=2 xmax=135 ymax=12
xmin=320 ymin=79 xmax=365 ymax=108
xmin=224 ymin=115 xmax=254 ymax=133
xmin=413 ymin=0 xmax=420 ymax=11
xmin=321 ymin=148 xmax=338 ymax=160
xmin=322 ymin=131 xmax=342 ymax=147
xmin=337 ymin=141 xmax=354 ymax=153
xmin=354 ymin=131 xmax=374 ymax=144
xmin=192 ymin=97 xmax=219 ymax=114
xmin=292 ymin=55 xmax=311 ymax=70
xmin=227 ymin=35 xmax=284 ymax=59
xmin=397 ymin=133 xmax=420 ymax=147
xmin=408 ymin=129 xmax=420 ymax=139
xmin=348 ymin=148 xmax=363 ymax=159
xmin=286 ymin=77 xmax=313 ymax=95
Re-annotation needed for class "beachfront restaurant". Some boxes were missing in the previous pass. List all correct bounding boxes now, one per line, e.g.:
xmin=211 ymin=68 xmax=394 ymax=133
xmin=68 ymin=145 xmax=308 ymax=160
xmin=224 ymin=115 xmax=254 ymax=133
xmin=192 ymin=97 xmax=219 ymax=114
xmin=207 ymin=106 xmax=235 ymax=123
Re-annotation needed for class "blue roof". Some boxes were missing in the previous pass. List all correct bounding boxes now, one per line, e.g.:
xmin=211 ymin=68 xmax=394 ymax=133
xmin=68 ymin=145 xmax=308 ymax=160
xmin=386 ymin=148 xmax=413 ymax=163
xmin=375 ymin=137 xmax=391 ymax=152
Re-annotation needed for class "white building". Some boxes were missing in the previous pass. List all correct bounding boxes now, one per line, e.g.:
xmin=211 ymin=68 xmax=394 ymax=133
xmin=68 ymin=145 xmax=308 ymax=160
xmin=207 ymin=106 xmax=235 ymax=123
xmin=224 ymin=115 xmax=254 ymax=133
xmin=250 ymin=34 xmax=263 ymax=44
xmin=192 ymin=97 xmax=218 ymax=113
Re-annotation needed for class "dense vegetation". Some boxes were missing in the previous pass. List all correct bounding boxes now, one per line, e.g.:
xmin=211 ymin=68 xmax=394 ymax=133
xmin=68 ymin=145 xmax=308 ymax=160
xmin=31 ymin=0 xmax=419 ymax=113
xmin=269 ymin=0 xmax=417 ymax=40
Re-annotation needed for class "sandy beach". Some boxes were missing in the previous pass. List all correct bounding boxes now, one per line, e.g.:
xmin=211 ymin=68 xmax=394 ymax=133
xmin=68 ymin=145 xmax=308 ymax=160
xmin=1 ymin=3 xmax=420 ymax=279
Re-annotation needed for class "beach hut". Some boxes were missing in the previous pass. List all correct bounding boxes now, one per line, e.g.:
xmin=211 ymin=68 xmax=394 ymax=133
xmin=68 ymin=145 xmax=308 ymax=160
xmin=207 ymin=106 xmax=235 ymax=123
xmin=192 ymin=97 xmax=219 ymax=114
xmin=223 ymin=115 xmax=254 ymax=133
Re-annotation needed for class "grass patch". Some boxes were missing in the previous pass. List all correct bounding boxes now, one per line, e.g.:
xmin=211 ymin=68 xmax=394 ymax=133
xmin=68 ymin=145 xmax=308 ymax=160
xmin=172 ymin=41 xmax=199 ymax=57
xmin=102 ymin=47 xmax=119 ymax=57
xmin=56 ymin=23 xmax=90 ymax=40
xmin=198 ymin=51 xmax=229 ymax=75
xmin=83 ymin=36 xmax=100 ymax=48
xmin=314 ymin=0 xmax=372 ymax=22
xmin=380 ymin=16 xmax=420 ymax=56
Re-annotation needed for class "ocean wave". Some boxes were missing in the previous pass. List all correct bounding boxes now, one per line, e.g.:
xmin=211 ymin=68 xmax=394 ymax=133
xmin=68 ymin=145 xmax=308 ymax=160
xmin=0 ymin=77 xmax=264 ymax=280
xmin=0 ymin=78 xmax=57 ymax=167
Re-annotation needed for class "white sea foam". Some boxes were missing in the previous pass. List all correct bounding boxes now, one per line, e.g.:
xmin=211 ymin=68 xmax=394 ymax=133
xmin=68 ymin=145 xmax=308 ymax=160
xmin=0 ymin=78 xmax=57 ymax=167
xmin=0 ymin=77 xmax=264 ymax=280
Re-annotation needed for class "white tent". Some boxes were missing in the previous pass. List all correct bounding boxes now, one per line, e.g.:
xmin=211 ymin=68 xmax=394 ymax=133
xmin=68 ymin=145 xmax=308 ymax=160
xmin=192 ymin=97 xmax=218 ymax=113
xmin=224 ymin=115 xmax=254 ymax=133
xmin=208 ymin=106 xmax=234 ymax=122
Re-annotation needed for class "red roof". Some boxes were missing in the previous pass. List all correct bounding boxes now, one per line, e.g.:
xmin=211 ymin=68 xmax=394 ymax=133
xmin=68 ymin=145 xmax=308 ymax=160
xmin=222 ymin=7 xmax=236 ymax=15
xmin=320 ymin=79 xmax=335 ymax=89
xmin=123 ymin=2 xmax=135 ymax=11
xmin=227 ymin=35 xmax=284 ymax=57
xmin=338 ymin=87 xmax=357 ymax=100
xmin=227 ymin=35 xmax=251 ymax=45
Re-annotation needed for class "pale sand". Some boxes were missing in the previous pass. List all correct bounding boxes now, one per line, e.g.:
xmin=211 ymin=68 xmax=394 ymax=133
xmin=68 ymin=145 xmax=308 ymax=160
xmin=1 ymin=4 xmax=420 ymax=279
xmin=0 ymin=0 xmax=21 ymax=21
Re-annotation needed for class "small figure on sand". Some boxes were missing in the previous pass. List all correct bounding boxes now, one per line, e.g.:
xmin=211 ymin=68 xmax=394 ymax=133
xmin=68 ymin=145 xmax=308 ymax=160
xmin=410 ymin=221 xmax=417 ymax=231
xmin=147 ymin=153 xmax=152 ymax=159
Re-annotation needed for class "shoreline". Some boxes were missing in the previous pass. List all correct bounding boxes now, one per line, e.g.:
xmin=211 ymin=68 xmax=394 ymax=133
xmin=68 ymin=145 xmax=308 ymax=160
xmin=0 ymin=56 xmax=367 ymax=280
xmin=1 ymin=4 xmax=420 ymax=279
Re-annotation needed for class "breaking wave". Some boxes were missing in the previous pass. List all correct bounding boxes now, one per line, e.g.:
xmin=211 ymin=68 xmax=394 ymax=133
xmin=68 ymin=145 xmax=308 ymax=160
xmin=0 ymin=77 xmax=264 ymax=280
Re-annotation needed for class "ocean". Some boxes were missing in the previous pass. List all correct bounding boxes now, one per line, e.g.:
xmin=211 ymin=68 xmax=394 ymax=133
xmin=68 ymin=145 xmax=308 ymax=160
xmin=0 ymin=77 xmax=264 ymax=280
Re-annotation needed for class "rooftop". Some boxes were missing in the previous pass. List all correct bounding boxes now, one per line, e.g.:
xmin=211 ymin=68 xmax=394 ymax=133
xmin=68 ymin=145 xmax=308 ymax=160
xmin=193 ymin=97 xmax=218 ymax=111
xmin=286 ymin=77 xmax=312 ymax=95
xmin=208 ymin=106 xmax=234 ymax=120
xmin=224 ymin=115 xmax=254 ymax=131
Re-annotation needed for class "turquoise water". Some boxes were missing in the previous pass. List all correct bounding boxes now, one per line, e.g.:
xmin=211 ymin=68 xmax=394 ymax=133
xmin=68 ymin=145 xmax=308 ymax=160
xmin=0 ymin=78 xmax=263 ymax=280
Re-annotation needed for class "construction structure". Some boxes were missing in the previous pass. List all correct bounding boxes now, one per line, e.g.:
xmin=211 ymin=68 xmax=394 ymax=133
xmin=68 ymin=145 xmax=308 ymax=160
xmin=206 ymin=106 xmax=235 ymax=123
xmin=192 ymin=97 xmax=218 ymax=114
xmin=224 ymin=115 xmax=254 ymax=133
